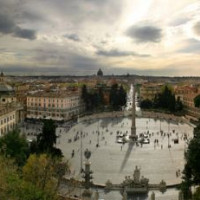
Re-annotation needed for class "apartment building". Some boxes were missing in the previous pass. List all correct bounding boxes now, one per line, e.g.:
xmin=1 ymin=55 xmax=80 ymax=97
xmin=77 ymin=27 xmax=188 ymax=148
xmin=0 ymin=104 xmax=23 ymax=136
xmin=175 ymin=85 xmax=200 ymax=119
xmin=27 ymin=91 xmax=85 ymax=121
xmin=140 ymin=83 xmax=163 ymax=101
xmin=0 ymin=72 xmax=24 ymax=136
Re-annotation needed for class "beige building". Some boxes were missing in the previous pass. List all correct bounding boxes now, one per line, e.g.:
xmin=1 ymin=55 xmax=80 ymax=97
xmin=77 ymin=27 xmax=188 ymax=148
xmin=140 ymin=83 xmax=163 ymax=101
xmin=0 ymin=72 xmax=24 ymax=136
xmin=27 ymin=91 xmax=85 ymax=121
xmin=174 ymin=85 xmax=200 ymax=119
xmin=0 ymin=104 xmax=23 ymax=136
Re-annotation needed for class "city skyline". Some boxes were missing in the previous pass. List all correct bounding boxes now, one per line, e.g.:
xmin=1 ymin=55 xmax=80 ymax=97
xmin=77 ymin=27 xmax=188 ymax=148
xmin=1 ymin=0 xmax=200 ymax=76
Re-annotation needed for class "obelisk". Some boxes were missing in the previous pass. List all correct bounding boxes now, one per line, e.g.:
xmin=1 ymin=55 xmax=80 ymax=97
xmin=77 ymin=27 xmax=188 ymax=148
xmin=130 ymin=85 xmax=137 ymax=140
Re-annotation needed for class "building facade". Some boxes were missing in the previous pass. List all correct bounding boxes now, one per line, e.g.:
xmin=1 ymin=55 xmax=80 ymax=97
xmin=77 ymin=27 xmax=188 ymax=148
xmin=0 ymin=72 xmax=24 ymax=136
xmin=27 ymin=91 xmax=85 ymax=121
xmin=140 ymin=83 xmax=163 ymax=101
xmin=0 ymin=104 xmax=23 ymax=136
xmin=175 ymin=85 xmax=200 ymax=119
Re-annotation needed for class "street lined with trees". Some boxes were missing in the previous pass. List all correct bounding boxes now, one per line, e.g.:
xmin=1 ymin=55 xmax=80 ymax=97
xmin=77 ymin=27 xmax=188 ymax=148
xmin=81 ymin=83 xmax=127 ymax=112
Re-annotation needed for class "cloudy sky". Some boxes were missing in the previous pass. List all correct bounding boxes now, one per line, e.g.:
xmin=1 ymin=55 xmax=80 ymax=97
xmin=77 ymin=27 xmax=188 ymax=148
xmin=1 ymin=0 xmax=200 ymax=76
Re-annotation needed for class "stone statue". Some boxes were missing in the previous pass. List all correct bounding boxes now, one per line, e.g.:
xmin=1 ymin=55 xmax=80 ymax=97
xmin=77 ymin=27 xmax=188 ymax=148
xmin=140 ymin=176 xmax=149 ymax=185
xmin=133 ymin=166 xmax=140 ymax=183
xmin=151 ymin=192 xmax=155 ymax=200
xmin=84 ymin=148 xmax=91 ymax=159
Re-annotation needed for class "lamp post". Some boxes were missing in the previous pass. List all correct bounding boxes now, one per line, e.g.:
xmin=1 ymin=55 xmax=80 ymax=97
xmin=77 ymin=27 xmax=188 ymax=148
xmin=168 ymin=119 xmax=170 ymax=134
xmin=146 ymin=121 xmax=148 ymax=131
xmin=82 ymin=149 xmax=93 ymax=200
xmin=168 ymin=119 xmax=170 ymax=148
xmin=167 ymin=133 xmax=170 ymax=148
xmin=80 ymin=131 xmax=83 ymax=173
xmin=96 ymin=120 xmax=100 ymax=147
xmin=160 ymin=118 xmax=161 ymax=133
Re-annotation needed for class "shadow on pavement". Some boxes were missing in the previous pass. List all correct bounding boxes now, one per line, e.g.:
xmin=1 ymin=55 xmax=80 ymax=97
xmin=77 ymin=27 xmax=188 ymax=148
xmin=119 ymin=142 xmax=134 ymax=172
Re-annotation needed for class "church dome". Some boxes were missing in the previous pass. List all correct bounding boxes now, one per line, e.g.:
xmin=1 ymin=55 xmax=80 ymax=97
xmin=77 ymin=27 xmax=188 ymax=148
xmin=97 ymin=68 xmax=103 ymax=76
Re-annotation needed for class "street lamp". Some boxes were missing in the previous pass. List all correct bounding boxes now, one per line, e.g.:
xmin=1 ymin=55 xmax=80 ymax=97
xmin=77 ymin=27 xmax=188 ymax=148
xmin=160 ymin=119 xmax=161 ymax=133
xmin=80 ymin=131 xmax=83 ymax=173
xmin=146 ymin=121 xmax=148 ymax=131
xmin=167 ymin=133 xmax=170 ymax=148
xmin=168 ymin=119 xmax=170 ymax=148
xmin=168 ymin=119 xmax=170 ymax=135
xmin=96 ymin=120 xmax=100 ymax=147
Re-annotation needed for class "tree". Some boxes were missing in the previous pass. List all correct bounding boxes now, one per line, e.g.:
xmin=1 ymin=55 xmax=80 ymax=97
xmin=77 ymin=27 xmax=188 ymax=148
xmin=194 ymin=95 xmax=200 ymax=108
xmin=81 ymin=84 xmax=88 ymax=104
xmin=185 ymin=138 xmax=200 ymax=184
xmin=118 ymin=85 xmax=126 ymax=108
xmin=140 ymin=99 xmax=153 ymax=109
xmin=0 ymin=129 xmax=29 ymax=166
xmin=0 ymin=155 xmax=16 ymax=199
xmin=193 ymin=187 xmax=200 ymax=200
xmin=169 ymin=94 xmax=176 ymax=112
xmin=109 ymin=84 xmax=127 ymax=110
xmin=34 ymin=120 xmax=62 ymax=157
xmin=23 ymin=154 xmax=69 ymax=199
xmin=176 ymin=96 xmax=183 ymax=111
xmin=98 ymin=86 xmax=104 ymax=105
xmin=110 ymin=83 xmax=119 ymax=110
xmin=0 ymin=155 xmax=50 ymax=200
xmin=181 ymin=120 xmax=200 ymax=199
xmin=141 ymin=85 xmax=183 ymax=113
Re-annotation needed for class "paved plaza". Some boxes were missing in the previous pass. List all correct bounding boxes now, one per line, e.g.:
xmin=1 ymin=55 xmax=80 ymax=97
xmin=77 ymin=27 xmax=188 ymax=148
xmin=57 ymin=116 xmax=194 ymax=186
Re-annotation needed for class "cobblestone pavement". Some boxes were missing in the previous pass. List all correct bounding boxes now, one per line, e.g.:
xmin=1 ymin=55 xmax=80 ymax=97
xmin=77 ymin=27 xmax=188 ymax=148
xmin=57 ymin=116 xmax=193 ymax=186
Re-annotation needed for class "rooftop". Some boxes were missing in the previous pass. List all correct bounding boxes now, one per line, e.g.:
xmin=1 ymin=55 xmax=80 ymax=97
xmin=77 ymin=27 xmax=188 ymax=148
xmin=27 ymin=91 xmax=80 ymax=98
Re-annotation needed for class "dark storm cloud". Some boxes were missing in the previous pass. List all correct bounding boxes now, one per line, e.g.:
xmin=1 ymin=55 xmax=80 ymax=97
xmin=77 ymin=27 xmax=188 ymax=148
xmin=0 ymin=13 xmax=36 ymax=40
xmin=39 ymin=0 xmax=122 ymax=25
xmin=96 ymin=49 xmax=150 ymax=57
xmin=33 ymin=46 xmax=101 ymax=72
xmin=0 ymin=14 xmax=16 ymax=33
xmin=63 ymin=33 xmax=81 ymax=42
xmin=21 ymin=11 xmax=47 ymax=23
xmin=193 ymin=22 xmax=200 ymax=36
xmin=14 ymin=27 xmax=36 ymax=40
xmin=0 ymin=0 xmax=122 ymax=40
xmin=126 ymin=25 xmax=162 ymax=43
